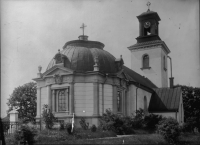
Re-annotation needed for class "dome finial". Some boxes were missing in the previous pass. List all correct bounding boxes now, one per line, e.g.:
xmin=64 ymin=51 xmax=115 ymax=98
xmin=146 ymin=1 xmax=151 ymax=12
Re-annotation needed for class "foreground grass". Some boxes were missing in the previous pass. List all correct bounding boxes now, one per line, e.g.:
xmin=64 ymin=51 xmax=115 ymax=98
xmin=5 ymin=129 xmax=200 ymax=145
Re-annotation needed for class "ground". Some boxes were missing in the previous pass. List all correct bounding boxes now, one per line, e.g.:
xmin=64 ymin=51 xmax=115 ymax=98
xmin=5 ymin=129 xmax=200 ymax=145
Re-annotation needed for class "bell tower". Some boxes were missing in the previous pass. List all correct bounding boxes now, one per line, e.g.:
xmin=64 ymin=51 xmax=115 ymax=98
xmin=128 ymin=2 xmax=170 ymax=88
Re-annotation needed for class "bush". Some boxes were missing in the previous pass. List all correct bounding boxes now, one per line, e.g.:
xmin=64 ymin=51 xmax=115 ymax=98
xmin=59 ymin=121 xmax=65 ymax=130
xmin=181 ymin=117 xmax=200 ymax=132
xmin=90 ymin=124 xmax=97 ymax=132
xmin=144 ymin=114 xmax=163 ymax=129
xmin=131 ymin=108 xmax=145 ymax=129
xmin=14 ymin=124 xmax=37 ymax=145
xmin=99 ymin=109 xmax=134 ymax=135
xmin=66 ymin=123 xmax=72 ymax=134
xmin=42 ymin=104 xmax=57 ymax=129
xmin=157 ymin=117 xmax=180 ymax=143
xmin=79 ymin=118 xmax=89 ymax=130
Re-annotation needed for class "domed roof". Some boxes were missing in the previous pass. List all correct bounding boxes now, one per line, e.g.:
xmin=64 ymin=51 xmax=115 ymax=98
xmin=46 ymin=36 xmax=117 ymax=73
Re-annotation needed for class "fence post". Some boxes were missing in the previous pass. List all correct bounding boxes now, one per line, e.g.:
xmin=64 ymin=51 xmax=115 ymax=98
xmin=9 ymin=109 xmax=19 ymax=133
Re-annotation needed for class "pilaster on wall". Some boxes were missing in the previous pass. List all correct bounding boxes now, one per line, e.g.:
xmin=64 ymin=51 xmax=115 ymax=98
xmin=70 ymin=83 xmax=74 ymax=115
xmin=52 ymin=90 xmax=55 ymax=113
xmin=112 ymin=85 xmax=117 ymax=114
xmin=102 ymin=84 xmax=104 ymax=114
xmin=36 ymin=87 xmax=41 ymax=118
xmin=47 ymin=85 xmax=52 ymax=110
xmin=93 ymin=83 xmax=99 ymax=116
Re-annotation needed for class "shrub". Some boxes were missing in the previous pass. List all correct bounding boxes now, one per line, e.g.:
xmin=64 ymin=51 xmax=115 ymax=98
xmin=184 ymin=117 xmax=200 ymax=132
xmin=99 ymin=109 xmax=134 ymax=135
xmin=66 ymin=123 xmax=72 ymax=134
xmin=90 ymin=124 xmax=97 ymax=132
xmin=131 ymin=108 xmax=145 ymax=129
xmin=42 ymin=104 xmax=57 ymax=129
xmin=59 ymin=121 xmax=65 ymax=130
xmin=79 ymin=118 xmax=89 ymax=130
xmin=144 ymin=114 xmax=163 ymax=129
xmin=157 ymin=117 xmax=180 ymax=143
xmin=14 ymin=124 xmax=37 ymax=145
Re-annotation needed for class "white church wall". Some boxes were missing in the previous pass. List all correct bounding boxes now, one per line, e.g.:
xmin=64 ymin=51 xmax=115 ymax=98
xmin=177 ymin=93 xmax=184 ymax=124
xmin=136 ymin=88 xmax=152 ymax=112
xmin=126 ymin=85 xmax=152 ymax=116
xmin=126 ymin=85 xmax=135 ymax=116
xmin=161 ymin=49 xmax=168 ymax=87
xmin=131 ymin=46 xmax=167 ymax=88
xmin=104 ymin=84 xmax=113 ymax=112
xmin=74 ymin=83 xmax=94 ymax=116
xmin=40 ymin=86 xmax=48 ymax=110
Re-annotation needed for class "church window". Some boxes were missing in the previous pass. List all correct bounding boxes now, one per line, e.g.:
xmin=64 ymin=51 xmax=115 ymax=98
xmin=117 ymin=91 xmax=122 ymax=112
xmin=163 ymin=56 xmax=167 ymax=71
xmin=144 ymin=96 xmax=147 ymax=115
xmin=54 ymin=88 xmax=69 ymax=112
xmin=143 ymin=55 xmax=149 ymax=68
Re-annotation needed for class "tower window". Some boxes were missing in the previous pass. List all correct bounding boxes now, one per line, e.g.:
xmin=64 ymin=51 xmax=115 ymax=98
xmin=143 ymin=55 xmax=149 ymax=68
xmin=163 ymin=56 xmax=167 ymax=71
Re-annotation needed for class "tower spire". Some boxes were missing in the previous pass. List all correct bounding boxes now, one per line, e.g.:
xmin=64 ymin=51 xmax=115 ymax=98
xmin=146 ymin=1 xmax=151 ymax=12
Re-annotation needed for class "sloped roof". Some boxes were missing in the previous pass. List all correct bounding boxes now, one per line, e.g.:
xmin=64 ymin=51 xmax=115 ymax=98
xmin=122 ymin=66 xmax=157 ymax=88
xmin=149 ymin=87 xmax=182 ymax=112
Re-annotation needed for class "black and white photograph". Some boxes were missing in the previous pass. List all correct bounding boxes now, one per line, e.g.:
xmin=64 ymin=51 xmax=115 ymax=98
xmin=1 ymin=0 xmax=199 ymax=144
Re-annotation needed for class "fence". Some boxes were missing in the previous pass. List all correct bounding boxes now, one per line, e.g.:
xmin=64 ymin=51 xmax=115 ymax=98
xmin=2 ymin=121 xmax=19 ymax=135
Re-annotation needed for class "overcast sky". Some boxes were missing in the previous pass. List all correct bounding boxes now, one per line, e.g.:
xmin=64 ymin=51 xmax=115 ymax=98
xmin=1 ymin=0 xmax=199 ymax=117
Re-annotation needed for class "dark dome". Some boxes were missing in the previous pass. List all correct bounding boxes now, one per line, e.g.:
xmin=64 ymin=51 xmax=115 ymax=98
xmin=46 ymin=37 xmax=117 ymax=73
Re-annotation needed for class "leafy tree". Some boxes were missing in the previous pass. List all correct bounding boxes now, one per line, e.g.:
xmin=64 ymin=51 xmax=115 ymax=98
xmin=175 ymin=85 xmax=200 ymax=131
xmin=7 ymin=82 xmax=37 ymax=123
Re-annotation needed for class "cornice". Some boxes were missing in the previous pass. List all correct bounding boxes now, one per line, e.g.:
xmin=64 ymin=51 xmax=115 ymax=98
xmin=128 ymin=40 xmax=170 ymax=54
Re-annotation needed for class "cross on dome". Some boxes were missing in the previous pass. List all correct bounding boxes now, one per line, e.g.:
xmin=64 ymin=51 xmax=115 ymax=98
xmin=80 ymin=23 xmax=87 ymax=36
xmin=147 ymin=1 xmax=151 ymax=12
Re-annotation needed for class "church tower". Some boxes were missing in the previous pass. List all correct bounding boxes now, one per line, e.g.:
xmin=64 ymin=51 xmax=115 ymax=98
xmin=128 ymin=2 xmax=170 ymax=88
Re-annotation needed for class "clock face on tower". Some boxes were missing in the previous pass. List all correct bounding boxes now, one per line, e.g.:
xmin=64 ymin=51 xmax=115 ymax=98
xmin=144 ymin=21 xmax=151 ymax=28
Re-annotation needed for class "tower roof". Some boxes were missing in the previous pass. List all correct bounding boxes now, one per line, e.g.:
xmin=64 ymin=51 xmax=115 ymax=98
xmin=137 ymin=10 xmax=161 ymax=21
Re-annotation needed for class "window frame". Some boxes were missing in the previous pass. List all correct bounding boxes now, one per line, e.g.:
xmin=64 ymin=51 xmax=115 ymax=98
xmin=117 ymin=89 xmax=123 ymax=113
xmin=141 ymin=54 xmax=151 ymax=70
xmin=163 ymin=56 xmax=167 ymax=71
xmin=53 ymin=87 xmax=69 ymax=113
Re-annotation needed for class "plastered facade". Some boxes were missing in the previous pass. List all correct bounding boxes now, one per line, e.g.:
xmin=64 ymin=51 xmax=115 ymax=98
xmin=130 ymin=45 xmax=169 ymax=88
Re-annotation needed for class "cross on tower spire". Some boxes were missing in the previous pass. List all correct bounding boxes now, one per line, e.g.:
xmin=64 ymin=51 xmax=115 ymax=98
xmin=146 ymin=1 xmax=151 ymax=12
xmin=80 ymin=23 xmax=87 ymax=36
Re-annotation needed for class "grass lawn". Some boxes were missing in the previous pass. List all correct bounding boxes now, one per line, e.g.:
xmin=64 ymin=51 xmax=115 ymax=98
xmin=5 ymin=129 xmax=200 ymax=144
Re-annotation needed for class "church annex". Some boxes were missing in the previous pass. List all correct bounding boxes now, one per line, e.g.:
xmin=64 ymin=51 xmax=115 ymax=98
xmin=33 ymin=7 xmax=184 ymax=126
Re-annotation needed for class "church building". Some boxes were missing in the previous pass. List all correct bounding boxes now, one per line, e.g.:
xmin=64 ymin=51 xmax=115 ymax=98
xmin=33 ymin=6 xmax=184 ymax=127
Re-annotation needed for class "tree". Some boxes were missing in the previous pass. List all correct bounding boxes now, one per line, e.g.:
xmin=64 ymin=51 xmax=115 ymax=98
xmin=175 ymin=85 xmax=200 ymax=130
xmin=7 ymin=82 xmax=37 ymax=123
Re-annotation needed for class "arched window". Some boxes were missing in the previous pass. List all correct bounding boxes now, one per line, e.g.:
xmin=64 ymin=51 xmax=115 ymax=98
xmin=163 ymin=56 xmax=167 ymax=71
xmin=144 ymin=96 xmax=147 ymax=115
xmin=143 ymin=55 xmax=149 ymax=68
xmin=117 ymin=91 xmax=122 ymax=112
xmin=53 ymin=88 xmax=69 ymax=112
